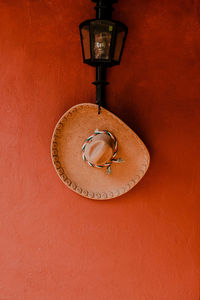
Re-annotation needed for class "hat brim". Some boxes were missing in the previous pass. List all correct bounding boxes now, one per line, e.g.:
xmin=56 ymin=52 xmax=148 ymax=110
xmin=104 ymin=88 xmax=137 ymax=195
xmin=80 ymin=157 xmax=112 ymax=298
xmin=51 ymin=103 xmax=150 ymax=200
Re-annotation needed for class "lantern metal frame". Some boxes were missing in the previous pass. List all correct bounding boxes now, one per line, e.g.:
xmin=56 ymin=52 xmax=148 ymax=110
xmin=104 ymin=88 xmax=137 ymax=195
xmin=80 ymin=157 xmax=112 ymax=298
xmin=79 ymin=0 xmax=128 ymax=113
xmin=79 ymin=19 xmax=128 ymax=67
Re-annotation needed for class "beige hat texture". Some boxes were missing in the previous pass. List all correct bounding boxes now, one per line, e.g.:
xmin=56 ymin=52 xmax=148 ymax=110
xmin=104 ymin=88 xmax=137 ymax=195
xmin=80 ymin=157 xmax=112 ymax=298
xmin=51 ymin=103 xmax=150 ymax=200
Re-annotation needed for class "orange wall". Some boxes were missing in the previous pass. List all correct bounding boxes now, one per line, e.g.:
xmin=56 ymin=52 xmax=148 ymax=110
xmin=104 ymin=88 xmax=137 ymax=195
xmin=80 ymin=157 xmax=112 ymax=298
xmin=1 ymin=0 xmax=200 ymax=299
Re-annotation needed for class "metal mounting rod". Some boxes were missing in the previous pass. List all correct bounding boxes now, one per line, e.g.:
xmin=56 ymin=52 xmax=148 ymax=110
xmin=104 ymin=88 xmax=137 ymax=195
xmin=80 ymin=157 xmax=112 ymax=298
xmin=92 ymin=65 xmax=109 ymax=114
xmin=92 ymin=0 xmax=117 ymax=19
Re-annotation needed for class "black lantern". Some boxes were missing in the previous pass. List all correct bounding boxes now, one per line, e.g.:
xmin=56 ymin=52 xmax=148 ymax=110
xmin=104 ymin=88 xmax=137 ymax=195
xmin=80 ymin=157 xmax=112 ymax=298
xmin=79 ymin=0 xmax=128 ymax=113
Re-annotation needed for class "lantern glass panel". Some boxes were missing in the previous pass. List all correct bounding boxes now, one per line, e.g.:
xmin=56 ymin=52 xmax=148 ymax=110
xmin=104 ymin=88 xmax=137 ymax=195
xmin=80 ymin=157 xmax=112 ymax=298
xmin=81 ymin=24 xmax=91 ymax=60
xmin=91 ymin=21 xmax=114 ymax=61
xmin=114 ymin=26 xmax=126 ymax=62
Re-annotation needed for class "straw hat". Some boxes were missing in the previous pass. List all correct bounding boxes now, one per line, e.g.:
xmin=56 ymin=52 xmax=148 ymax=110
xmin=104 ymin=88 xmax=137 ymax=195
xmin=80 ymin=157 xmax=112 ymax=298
xmin=51 ymin=103 xmax=150 ymax=200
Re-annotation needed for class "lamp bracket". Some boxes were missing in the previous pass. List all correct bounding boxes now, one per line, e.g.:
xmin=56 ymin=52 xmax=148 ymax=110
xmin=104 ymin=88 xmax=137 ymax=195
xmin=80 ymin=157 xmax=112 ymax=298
xmin=92 ymin=65 xmax=109 ymax=114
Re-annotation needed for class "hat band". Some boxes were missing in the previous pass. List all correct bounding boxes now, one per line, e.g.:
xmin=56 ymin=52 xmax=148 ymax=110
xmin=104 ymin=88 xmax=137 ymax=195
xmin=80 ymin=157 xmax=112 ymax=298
xmin=81 ymin=130 xmax=123 ymax=174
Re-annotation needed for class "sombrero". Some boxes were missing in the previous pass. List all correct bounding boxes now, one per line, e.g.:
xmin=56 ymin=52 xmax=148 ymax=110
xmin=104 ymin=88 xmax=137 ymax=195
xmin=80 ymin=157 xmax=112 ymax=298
xmin=51 ymin=103 xmax=150 ymax=200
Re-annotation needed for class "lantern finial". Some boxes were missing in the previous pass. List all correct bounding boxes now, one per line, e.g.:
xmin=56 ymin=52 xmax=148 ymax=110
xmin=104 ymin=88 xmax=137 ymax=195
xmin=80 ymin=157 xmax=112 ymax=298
xmin=92 ymin=0 xmax=118 ymax=19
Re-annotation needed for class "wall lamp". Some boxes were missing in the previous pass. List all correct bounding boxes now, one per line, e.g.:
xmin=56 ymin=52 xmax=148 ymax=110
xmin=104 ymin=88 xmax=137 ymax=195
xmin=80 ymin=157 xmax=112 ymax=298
xmin=79 ymin=0 xmax=128 ymax=113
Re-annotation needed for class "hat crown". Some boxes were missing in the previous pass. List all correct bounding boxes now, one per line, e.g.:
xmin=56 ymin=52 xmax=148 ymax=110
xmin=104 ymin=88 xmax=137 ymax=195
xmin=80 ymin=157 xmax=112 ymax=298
xmin=84 ymin=133 xmax=114 ymax=165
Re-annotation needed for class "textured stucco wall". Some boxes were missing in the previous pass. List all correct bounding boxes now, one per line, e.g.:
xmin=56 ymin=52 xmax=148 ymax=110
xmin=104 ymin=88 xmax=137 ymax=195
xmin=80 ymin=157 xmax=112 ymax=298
xmin=0 ymin=0 xmax=200 ymax=299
